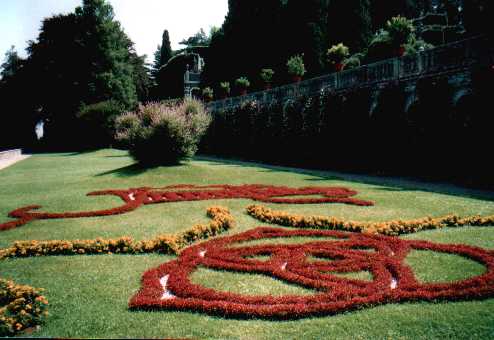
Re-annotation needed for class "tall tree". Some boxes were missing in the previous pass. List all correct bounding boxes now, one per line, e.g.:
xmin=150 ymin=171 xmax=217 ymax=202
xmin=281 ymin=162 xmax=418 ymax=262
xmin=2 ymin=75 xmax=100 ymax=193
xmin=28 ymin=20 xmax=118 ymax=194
xmin=152 ymin=29 xmax=173 ymax=80
xmin=0 ymin=47 xmax=37 ymax=150
xmin=179 ymin=28 xmax=210 ymax=48
xmin=25 ymin=0 xmax=144 ymax=148
xmin=0 ymin=46 xmax=23 ymax=80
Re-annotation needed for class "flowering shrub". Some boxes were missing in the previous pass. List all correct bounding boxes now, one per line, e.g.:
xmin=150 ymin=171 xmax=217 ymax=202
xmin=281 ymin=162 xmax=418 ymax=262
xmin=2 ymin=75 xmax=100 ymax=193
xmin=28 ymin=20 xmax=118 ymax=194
xmin=247 ymin=205 xmax=494 ymax=236
xmin=0 ymin=184 xmax=373 ymax=231
xmin=0 ymin=279 xmax=48 ymax=336
xmin=114 ymin=99 xmax=211 ymax=165
xmin=129 ymin=226 xmax=494 ymax=319
xmin=0 ymin=206 xmax=234 ymax=259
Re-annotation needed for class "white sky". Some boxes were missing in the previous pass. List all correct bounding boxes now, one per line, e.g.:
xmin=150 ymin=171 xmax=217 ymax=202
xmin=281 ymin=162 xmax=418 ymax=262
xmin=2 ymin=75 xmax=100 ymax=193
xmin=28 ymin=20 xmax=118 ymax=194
xmin=0 ymin=0 xmax=228 ymax=63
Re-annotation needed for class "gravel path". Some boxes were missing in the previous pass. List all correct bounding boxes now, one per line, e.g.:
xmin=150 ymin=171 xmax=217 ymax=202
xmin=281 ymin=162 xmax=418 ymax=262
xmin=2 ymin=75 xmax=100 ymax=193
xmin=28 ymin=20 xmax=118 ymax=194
xmin=0 ymin=154 xmax=30 ymax=171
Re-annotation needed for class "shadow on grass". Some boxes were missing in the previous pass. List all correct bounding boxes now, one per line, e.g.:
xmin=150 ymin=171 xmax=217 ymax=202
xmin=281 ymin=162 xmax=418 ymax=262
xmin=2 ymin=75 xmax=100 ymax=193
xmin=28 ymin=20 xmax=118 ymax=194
xmin=196 ymin=155 xmax=494 ymax=203
xmin=95 ymin=161 xmax=188 ymax=177
xmin=95 ymin=163 xmax=153 ymax=177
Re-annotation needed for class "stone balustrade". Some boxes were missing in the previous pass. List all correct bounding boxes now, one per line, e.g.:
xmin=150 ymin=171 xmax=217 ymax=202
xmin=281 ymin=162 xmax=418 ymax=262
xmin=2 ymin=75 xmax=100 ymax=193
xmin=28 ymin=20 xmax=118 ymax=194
xmin=207 ymin=35 xmax=493 ymax=112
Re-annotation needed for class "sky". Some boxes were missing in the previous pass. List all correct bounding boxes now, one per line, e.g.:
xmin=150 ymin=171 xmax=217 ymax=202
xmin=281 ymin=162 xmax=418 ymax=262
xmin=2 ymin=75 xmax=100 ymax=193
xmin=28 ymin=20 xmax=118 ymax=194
xmin=0 ymin=0 xmax=228 ymax=63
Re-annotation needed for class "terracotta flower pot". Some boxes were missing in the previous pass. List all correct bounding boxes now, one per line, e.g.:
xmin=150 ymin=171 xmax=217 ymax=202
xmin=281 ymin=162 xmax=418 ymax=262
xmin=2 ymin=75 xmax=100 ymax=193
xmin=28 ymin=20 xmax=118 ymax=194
xmin=398 ymin=45 xmax=406 ymax=57
xmin=264 ymin=83 xmax=272 ymax=90
xmin=239 ymin=89 xmax=247 ymax=96
xmin=334 ymin=63 xmax=344 ymax=72
xmin=292 ymin=76 xmax=302 ymax=83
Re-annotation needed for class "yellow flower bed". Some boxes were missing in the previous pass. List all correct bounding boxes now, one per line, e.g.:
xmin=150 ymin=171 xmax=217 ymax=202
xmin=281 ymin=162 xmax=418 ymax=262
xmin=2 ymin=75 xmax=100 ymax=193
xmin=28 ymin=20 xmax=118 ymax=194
xmin=0 ymin=206 xmax=234 ymax=259
xmin=246 ymin=205 xmax=494 ymax=236
xmin=0 ymin=279 xmax=48 ymax=336
xmin=0 ymin=206 xmax=233 ymax=335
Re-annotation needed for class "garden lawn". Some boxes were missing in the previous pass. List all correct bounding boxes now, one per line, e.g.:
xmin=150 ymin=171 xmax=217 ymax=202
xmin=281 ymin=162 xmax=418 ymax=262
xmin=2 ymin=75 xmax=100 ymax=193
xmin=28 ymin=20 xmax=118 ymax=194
xmin=1 ymin=149 xmax=494 ymax=339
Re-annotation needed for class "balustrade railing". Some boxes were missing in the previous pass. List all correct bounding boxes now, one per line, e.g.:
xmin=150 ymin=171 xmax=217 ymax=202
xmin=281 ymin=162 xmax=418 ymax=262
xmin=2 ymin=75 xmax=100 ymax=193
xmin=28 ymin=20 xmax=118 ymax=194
xmin=207 ymin=35 xmax=492 ymax=112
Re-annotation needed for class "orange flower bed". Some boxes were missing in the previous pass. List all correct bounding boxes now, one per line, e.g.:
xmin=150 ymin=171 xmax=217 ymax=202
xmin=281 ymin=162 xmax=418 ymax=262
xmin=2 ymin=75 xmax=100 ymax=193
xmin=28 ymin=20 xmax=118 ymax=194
xmin=0 ymin=279 xmax=48 ymax=336
xmin=246 ymin=205 xmax=494 ymax=236
xmin=0 ymin=206 xmax=234 ymax=259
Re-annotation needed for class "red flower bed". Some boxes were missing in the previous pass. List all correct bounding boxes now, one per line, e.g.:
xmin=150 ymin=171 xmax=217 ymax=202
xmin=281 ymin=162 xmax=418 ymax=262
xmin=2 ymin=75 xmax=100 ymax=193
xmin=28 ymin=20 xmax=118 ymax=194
xmin=0 ymin=184 xmax=373 ymax=231
xmin=130 ymin=227 xmax=494 ymax=319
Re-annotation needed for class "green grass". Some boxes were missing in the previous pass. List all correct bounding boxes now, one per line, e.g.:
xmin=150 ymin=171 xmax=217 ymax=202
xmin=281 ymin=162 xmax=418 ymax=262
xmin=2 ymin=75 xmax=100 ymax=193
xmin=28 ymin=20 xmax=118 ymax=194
xmin=1 ymin=149 xmax=494 ymax=339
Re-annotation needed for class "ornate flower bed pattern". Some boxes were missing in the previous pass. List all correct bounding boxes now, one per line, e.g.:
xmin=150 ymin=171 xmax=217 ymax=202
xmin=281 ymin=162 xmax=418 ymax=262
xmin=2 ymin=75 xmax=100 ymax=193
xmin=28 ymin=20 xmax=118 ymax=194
xmin=129 ymin=227 xmax=494 ymax=319
xmin=3 ymin=182 xmax=494 ymax=331
xmin=0 ymin=184 xmax=373 ymax=231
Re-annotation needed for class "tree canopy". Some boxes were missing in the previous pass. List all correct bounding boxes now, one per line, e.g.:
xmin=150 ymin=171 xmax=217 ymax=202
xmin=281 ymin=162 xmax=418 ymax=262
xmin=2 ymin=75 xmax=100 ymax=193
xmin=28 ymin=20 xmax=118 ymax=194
xmin=4 ymin=0 xmax=150 ymax=149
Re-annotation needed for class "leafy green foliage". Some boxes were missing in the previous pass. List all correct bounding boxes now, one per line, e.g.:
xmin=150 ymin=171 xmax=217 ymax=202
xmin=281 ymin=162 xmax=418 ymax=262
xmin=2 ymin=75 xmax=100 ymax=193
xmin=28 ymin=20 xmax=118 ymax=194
xmin=327 ymin=43 xmax=350 ymax=65
xmin=202 ymin=87 xmax=214 ymax=100
xmin=0 ymin=46 xmax=23 ymax=81
xmin=235 ymin=77 xmax=250 ymax=90
xmin=152 ymin=30 xmax=173 ymax=80
xmin=386 ymin=15 xmax=415 ymax=46
xmin=179 ymin=28 xmax=211 ymax=48
xmin=404 ymin=35 xmax=434 ymax=55
xmin=115 ymin=99 xmax=211 ymax=165
xmin=342 ymin=55 xmax=362 ymax=70
xmin=219 ymin=81 xmax=231 ymax=96
xmin=260 ymin=68 xmax=275 ymax=83
xmin=287 ymin=55 xmax=306 ymax=77
xmin=76 ymin=101 xmax=125 ymax=149
xmin=19 ymin=0 xmax=149 ymax=149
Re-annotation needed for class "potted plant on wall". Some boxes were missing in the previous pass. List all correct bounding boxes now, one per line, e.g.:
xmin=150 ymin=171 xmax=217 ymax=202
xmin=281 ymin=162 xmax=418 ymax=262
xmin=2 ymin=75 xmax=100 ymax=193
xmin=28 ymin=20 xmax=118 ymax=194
xmin=235 ymin=77 xmax=250 ymax=96
xmin=202 ymin=87 xmax=214 ymax=102
xmin=386 ymin=16 xmax=414 ymax=57
xmin=260 ymin=68 xmax=275 ymax=90
xmin=219 ymin=81 xmax=230 ymax=99
xmin=287 ymin=55 xmax=306 ymax=83
xmin=327 ymin=43 xmax=350 ymax=72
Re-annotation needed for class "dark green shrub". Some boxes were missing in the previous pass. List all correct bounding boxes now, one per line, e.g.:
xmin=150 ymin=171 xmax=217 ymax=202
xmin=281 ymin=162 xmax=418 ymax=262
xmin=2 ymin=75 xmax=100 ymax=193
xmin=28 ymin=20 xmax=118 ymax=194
xmin=76 ymin=100 xmax=125 ymax=149
xmin=386 ymin=16 xmax=414 ymax=46
xmin=219 ymin=82 xmax=231 ymax=97
xmin=115 ymin=99 xmax=211 ymax=165
xmin=343 ymin=55 xmax=361 ymax=70
xmin=287 ymin=55 xmax=306 ymax=78
xmin=366 ymin=29 xmax=394 ymax=62
xmin=260 ymin=68 xmax=275 ymax=83
xmin=235 ymin=77 xmax=250 ymax=93
xmin=202 ymin=87 xmax=214 ymax=101
xmin=327 ymin=43 xmax=350 ymax=66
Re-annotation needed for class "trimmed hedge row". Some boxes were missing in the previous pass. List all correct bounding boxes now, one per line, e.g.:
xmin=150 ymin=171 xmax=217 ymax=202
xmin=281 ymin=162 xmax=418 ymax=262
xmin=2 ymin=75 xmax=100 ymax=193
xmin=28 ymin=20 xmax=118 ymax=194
xmin=202 ymin=74 xmax=493 ymax=188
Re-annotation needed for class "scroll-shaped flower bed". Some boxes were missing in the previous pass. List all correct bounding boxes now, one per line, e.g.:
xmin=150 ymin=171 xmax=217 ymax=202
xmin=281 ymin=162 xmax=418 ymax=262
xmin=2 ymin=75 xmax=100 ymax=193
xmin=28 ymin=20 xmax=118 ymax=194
xmin=0 ymin=185 xmax=373 ymax=231
xmin=130 ymin=227 xmax=494 ymax=319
